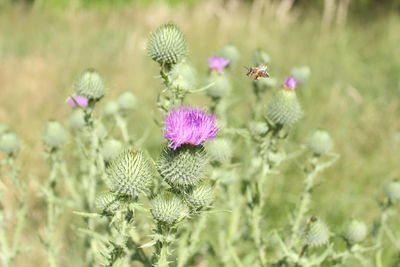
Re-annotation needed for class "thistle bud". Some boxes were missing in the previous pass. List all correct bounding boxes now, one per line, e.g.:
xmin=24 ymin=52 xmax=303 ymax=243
xmin=96 ymin=192 xmax=120 ymax=214
xmin=218 ymin=44 xmax=240 ymax=64
xmin=74 ymin=69 xmax=106 ymax=101
xmin=308 ymin=130 xmax=333 ymax=156
xmin=151 ymin=192 xmax=188 ymax=224
xmin=158 ymin=145 xmax=208 ymax=187
xmin=147 ymin=24 xmax=188 ymax=66
xmin=0 ymin=132 xmax=20 ymax=155
xmin=384 ymin=180 xmax=400 ymax=201
xmin=291 ymin=66 xmax=311 ymax=84
xmin=42 ymin=121 xmax=67 ymax=148
xmin=345 ymin=220 xmax=367 ymax=244
xmin=69 ymin=109 xmax=86 ymax=131
xmin=102 ymin=139 xmax=123 ymax=162
xmin=253 ymin=77 xmax=277 ymax=95
xmin=302 ymin=216 xmax=330 ymax=247
xmin=185 ymin=182 xmax=214 ymax=208
xmin=103 ymin=101 xmax=119 ymax=117
xmin=267 ymin=80 xmax=302 ymax=125
xmin=95 ymin=122 xmax=107 ymax=139
xmin=118 ymin=92 xmax=137 ymax=111
xmin=205 ymin=138 xmax=232 ymax=162
xmin=206 ymin=72 xmax=232 ymax=98
xmin=106 ymin=149 xmax=153 ymax=197
xmin=169 ymin=61 xmax=197 ymax=91
xmin=249 ymin=121 xmax=269 ymax=136
xmin=252 ymin=49 xmax=271 ymax=66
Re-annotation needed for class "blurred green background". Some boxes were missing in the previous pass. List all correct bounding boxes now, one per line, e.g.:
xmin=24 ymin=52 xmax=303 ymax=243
xmin=0 ymin=0 xmax=399 ymax=265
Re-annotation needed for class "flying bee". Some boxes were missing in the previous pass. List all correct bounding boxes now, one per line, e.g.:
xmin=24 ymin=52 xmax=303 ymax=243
xmin=245 ymin=65 xmax=270 ymax=80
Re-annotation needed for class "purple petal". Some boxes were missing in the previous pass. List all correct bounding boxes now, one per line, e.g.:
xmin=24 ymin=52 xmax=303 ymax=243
xmin=68 ymin=96 xmax=89 ymax=108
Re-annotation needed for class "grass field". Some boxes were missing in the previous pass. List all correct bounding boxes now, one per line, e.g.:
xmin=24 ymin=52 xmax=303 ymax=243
xmin=0 ymin=1 xmax=400 ymax=266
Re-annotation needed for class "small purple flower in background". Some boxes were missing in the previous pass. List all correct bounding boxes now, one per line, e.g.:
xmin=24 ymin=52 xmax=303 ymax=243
xmin=68 ymin=95 xmax=88 ymax=108
xmin=208 ymin=56 xmax=230 ymax=73
xmin=283 ymin=76 xmax=298 ymax=90
xmin=164 ymin=106 xmax=218 ymax=150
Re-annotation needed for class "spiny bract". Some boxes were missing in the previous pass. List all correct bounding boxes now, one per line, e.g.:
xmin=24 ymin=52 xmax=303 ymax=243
xmin=185 ymin=182 xmax=214 ymax=208
xmin=147 ymin=24 xmax=188 ymax=66
xmin=106 ymin=149 xmax=153 ymax=197
xmin=96 ymin=192 xmax=121 ymax=214
xmin=151 ymin=192 xmax=188 ymax=224
xmin=159 ymin=145 xmax=208 ymax=187
xmin=267 ymin=89 xmax=302 ymax=125
xmin=302 ymin=216 xmax=330 ymax=247
xmin=74 ymin=69 xmax=106 ymax=100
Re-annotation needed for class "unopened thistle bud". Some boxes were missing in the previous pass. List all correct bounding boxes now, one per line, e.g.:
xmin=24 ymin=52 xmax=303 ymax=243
xmin=151 ymin=192 xmax=188 ymax=224
xmin=0 ymin=132 xmax=20 ymax=155
xmin=384 ymin=179 xmax=400 ymax=201
xmin=206 ymin=72 xmax=232 ymax=98
xmin=267 ymin=77 xmax=302 ymax=125
xmin=291 ymin=66 xmax=311 ymax=84
xmin=308 ymin=130 xmax=333 ymax=156
xmin=205 ymin=138 xmax=233 ymax=162
xmin=103 ymin=100 xmax=119 ymax=117
xmin=118 ymin=92 xmax=137 ymax=111
xmin=42 ymin=121 xmax=67 ymax=148
xmin=249 ymin=121 xmax=269 ymax=136
xmin=169 ymin=61 xmax=198 ymax=91
xmin=302 ymin=216 xmax=330 ymax=247
xmin=345 ymin=220 xmax=367 ymax=244
xmin=74 ymin=69 xmax=106 ymax=101
xmin=95 ymin=122 xmax=107 ymax=139
xmin=218 ymin=44 xmax=240 ymax=64
xmin=147 ymin=24 xmax=188 ymax=66
xmin=185 ymin=182 xmax=214 ymax=208
xmin=96 ymin=192 xmax=121 ymax=214
xmin=106 ymin=149 xmax=153 ymax=197
xmin=69 ymin=109 xmax=86 ymax=131
xmin=102 ymin=139 xmax=123 ymax=162
xmin=159 ymin=145 xmax=208 ymax=187
xmin=252 ymin=49 xmax=271 ymax=66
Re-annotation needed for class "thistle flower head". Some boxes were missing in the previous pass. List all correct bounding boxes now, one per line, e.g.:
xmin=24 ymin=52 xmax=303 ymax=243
xmin=103 ymin=100 xmax=119 ymax=117
xmin=284 ymin=76 xmax=298 ymax=91
xmin=118 ymin=92 xmax=137 ymax=111
xmin=69 ymin=109 xmax=86 ymax=131
xmin=147 ymin=23 xmax=188 ymax=66
xmin=291 ymin=66 xmax=311 ymax=84
xmin=67 ymin=95 xmax=88 ymax=108
xmin=267 ymin=86 xmax=302 ymax=125
xmin=302 ymin=216 xmax=330 ymax=247
xmin=106 ymin=149 xmax=153 ymax=197
xmin=96 ymin=192 xmax=121 ymax=215
xmin=206 ymin=72 xmax=232 ymax=98
xmin=384 ymin=179 xmax=400 ymax=201
xmin=0 ymin=132 xmax=20 ymax=155
xmin=208 ymin=56 xmax=230 ymax=73
xmin=345 ymin=219 xmax=367 ymax=244
xmin=185 ymin=182 xmax=214 ymax=208
xmin=102 ymin=139 xmax=123 ymax=162
xmin=74 ymin=69 xmax=106 ymax=100
xmin=164 ymin=106 xmax=218 ymax=150
xmin=205 ymin=138 xmax=233 ymax=162
xmin=308 ymin=130 xmax=334 ymax=156
xmin=151 ymin=192 xmax=188 ymax=224
xmin=42 ymin=121 xmax=67 ymax=148
xmin=218 ymin=44 xmax=240 ymax=63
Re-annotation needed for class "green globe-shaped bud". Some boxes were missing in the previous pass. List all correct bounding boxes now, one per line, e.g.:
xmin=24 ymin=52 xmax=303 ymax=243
xmin=42 ymin=121 xmax=67 ymax=148
xmin=169 ymin=61 xmax=197 ymax=91
xmin=206 ymin=72 xmax=232 ymax=98
xmin=384 ymin=180 xmax=400 ymax=201
xmin=106 ymin=149 xmax=153 ymax=197
xmin=0 ymin=132 xmax=20 ymax=155
xmin=118 ymin=92 xmax=137 ymax=111
xmin=151 ymin=192 xmax=188 ymax=224
xmin=345 ymin=220 xmax=367 ymax=244
xmin=302 ymin=216 xmax=330 ymax=247
xmin=69 ymin=109 xmax=86 ymax=131
xmin=252 ymin=49 xmax=271 ymax=66
xmin=159 ymin=145 xmax=208 ymax=187
xmin=205 ymin=138 xmax=232 ymax=162
xmin=103 ymin=101 xmax=119 ymax=117
xmin=147 ymin=24 xmax=188 ymax=66
xmin=185 ymin=182 xmax=214 ymax=208
xmin=308 ymin=130 xmax=333 ymax=156
xmin=249 ymin=121 xmax=269 ymax=136
xmin=74 ymin=69 xmax=106 ymax=100
xmin=267 ymin=89 xmax=302 ymax=125
xmin=291 ymin=66 xmax=311 ymax=84
xmin=95 ymin=122 xmax=107 ymax=139
xmin=218 ymin=44 xmax=240 ymax=64
xmin=102 ymin=139 xmax=123 ymax=162
xmin=96 ymin=192 xmax=121 ymax=214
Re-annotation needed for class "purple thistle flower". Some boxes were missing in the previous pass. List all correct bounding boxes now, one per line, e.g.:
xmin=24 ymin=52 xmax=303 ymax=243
xmin=208 ymin=56 xmax=230 ymax=73
xmin=68 ymin=95 xmax=88 ymax=108
xmin=164 ymin=106 xmax=218 ymax=150
xmin=283 ymin=76 xmax=298 ymax=90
